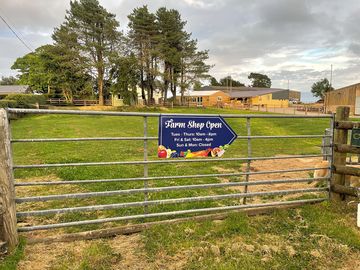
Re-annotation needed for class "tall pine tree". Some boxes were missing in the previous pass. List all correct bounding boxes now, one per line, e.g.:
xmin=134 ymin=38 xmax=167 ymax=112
xmin=128 ymin=6 xmax=160 ymax=104
xmin=55 ymin=0 xmax=121 ymax=105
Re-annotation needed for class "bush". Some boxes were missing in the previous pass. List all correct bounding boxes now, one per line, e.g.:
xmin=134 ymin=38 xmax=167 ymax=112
xmin=5 ymin=94 xmax=47 ymax=108
xmin=0 ymin=99 xmax=18 ymax=108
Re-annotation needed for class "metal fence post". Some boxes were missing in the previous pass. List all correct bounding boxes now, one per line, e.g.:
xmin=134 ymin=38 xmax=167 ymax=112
xmin=327 ymin=115 xmax=335 ymax=200
xmin=0 ymin=109 xmax=18 ymax=251
xmin=243 ymin=117 xmax=252 ymax=204
xmin=143 ymin=116 xmax=148 ymax=213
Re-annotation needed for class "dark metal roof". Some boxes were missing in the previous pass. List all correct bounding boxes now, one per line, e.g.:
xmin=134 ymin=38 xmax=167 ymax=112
xmin=0 ymin=85 xmax=29 ymax=95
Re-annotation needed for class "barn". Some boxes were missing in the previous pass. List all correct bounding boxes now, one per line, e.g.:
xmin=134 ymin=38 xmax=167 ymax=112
xmin=184 ymin=86 xmax=300 ymax=107
xmin=324 ymin=83 xmax=360 ymax=115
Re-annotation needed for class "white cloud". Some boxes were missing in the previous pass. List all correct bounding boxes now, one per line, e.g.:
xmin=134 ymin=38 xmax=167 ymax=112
xmin=0 ymin=0 xmax=359 ymax=97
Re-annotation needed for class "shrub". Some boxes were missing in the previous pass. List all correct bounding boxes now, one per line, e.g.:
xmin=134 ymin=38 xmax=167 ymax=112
xmin=5 ymin=94 xmax=47 ymax=108
xmin=0 ymin=99 xmax=18 ymax=108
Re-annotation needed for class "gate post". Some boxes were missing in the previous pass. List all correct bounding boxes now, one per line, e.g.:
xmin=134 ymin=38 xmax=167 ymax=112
xmin=0 ymin=109 xmax=18 ymax=251
xmin=331 ymin=106 xmax=349 ymax=201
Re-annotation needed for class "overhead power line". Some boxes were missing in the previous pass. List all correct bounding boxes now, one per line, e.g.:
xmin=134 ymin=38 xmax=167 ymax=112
xmin=0 ymin=12 xmax=34 ymax=52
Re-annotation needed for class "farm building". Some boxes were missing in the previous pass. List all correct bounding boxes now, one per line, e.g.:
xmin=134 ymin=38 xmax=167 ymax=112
xmin=184 ymin=86 xmax=300 ymax=107
xmin=0 ymin=85 xmax=30 ymax=98
xmin=183 ymin=90 xmax=231 ymax=107
xmin=324 ymin=83 xmax=360 ymax=115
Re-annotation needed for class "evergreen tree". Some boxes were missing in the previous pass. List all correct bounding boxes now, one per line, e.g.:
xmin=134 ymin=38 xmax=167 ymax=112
xmin=156 ymin=7 xmax=185 ymax=104
xmin=209 ymin=76 xmax=221 ymax=86
xmin=110 ymin=53 xmax=140 ymax=105
xmin=179 ymin=39 xmax=211 ymax=104
xmin=55 ymin=0 xmax=121 ymax=105
xmin=128 ymin=6 xmax=160 ymax=104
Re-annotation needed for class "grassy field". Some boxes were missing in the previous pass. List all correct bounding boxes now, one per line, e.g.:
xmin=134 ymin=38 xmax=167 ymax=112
xmin=3 ymin=106 xmax=359 ymax=269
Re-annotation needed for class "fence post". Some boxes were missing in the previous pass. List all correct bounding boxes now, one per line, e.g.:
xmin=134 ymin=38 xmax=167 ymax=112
xmin=331 ymin=106 xmax=349 ymax=201
xmin=0 ymin=109 xmax=18 ymax=251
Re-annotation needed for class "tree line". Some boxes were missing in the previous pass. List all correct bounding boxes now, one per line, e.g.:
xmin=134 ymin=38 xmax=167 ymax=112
xmin=10 ymin=0 xmax=211 ymax=105
xmin=210 ymin=73 xmax=272 ymax=88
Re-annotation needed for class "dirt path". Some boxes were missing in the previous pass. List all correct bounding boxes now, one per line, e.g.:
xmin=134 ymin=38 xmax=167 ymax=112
xmin=245 ymin=156 xmax=324 ymax=192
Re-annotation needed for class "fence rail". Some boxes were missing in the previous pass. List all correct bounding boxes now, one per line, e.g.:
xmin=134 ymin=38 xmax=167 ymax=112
xmin=0 ymin=108 xmax=335 ymax=248
xmin=330 ymin=106 xmax=360 ymax=200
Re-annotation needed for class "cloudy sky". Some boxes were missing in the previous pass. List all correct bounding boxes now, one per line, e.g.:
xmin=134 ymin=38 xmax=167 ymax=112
xmin=1 ymin=0 xmax=359 ymax=100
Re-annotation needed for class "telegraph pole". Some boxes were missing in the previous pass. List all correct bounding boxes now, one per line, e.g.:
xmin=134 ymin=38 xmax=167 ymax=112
xmin=330 ymin=64 xmax=333 ymax=89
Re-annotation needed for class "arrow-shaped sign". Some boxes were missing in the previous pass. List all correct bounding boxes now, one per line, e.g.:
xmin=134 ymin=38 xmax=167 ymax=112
xmin=158 ymin=115 xmax=237 ymax=158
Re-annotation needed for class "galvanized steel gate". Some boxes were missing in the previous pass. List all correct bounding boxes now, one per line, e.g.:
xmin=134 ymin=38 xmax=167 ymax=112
xmin=6 ymin=108 xmax=334 ymax=233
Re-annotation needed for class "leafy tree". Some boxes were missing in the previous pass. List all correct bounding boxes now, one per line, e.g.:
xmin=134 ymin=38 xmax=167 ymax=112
xmin=56 ymin=0 xmax=121 ymax=105
xmin=11 ymin=46 xmax=53 ymax=92
xmin=248 ymin=73 xmax=271 ymax=88
xmin=311 ymin=78 xmax=333 ymax=99
xmin=219 ymin=76 xmax=244 ymax=87
xmin=0 ymin=76 xmax=19 ymax=85
xmin=12 ymin=40 xmax=92 ymax=101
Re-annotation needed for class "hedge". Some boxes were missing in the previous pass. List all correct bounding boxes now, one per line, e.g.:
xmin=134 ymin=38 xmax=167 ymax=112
xmin=4 ymin=94 xmax=47 ymax=108
xmin=0 ymin=100 xmax=18 ymax=108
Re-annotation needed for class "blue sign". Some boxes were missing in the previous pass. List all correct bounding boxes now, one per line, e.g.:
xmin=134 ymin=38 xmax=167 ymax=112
xmin=158 ymin=115 xmax=237 ymax=158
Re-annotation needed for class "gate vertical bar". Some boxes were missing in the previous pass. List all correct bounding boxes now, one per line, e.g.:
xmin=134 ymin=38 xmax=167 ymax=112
xmin=143 ymin=116 xmax=148 ymax=213
xmin=243 ymin=117 xmax=252 ymax=204
xmin=328 ymin=114 xmax=335 ymax=200
xmin=0 ymin=109 xmax=18 ymax=250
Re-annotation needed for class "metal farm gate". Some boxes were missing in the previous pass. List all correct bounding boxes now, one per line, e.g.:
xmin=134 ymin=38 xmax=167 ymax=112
xmin=0 ymin=108 xmax=335 ymax=247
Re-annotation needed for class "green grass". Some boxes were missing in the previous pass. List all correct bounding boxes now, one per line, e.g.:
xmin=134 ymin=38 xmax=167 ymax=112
xmin=0 ymin=238 xmax=26 ymax=270
xmin=142 ymin=202 xmax=360 ymax=270
xmin=50 ymin=241 xmax=121 ymax=270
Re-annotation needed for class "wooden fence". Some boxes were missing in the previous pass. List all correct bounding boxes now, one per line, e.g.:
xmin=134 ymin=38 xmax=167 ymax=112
xmin=331 ymin=106 xmax=360 ymax=200
xmin=48 ymin=98 xmax=112 ymax=106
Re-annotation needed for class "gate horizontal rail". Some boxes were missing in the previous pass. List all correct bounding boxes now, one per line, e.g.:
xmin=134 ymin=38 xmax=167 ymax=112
xmin=11 ymin=134 xmax=331 ymax=143
xmin=13 ymin=154 xmax=329 ymax=169
xmin=17 ymin=187 xmax=328 ymax=217
xmin=15 ymin=167 xmax=330 ymax=186
xmin=7 ymin=108 xmax=333 ymax=118
xmin=17 ymin=198 xmax=327 ymax=232
xmin=4 ymin=108 xmax=334 ymax=237
xmin=16 ymin=180 xmax=328 ymax=203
